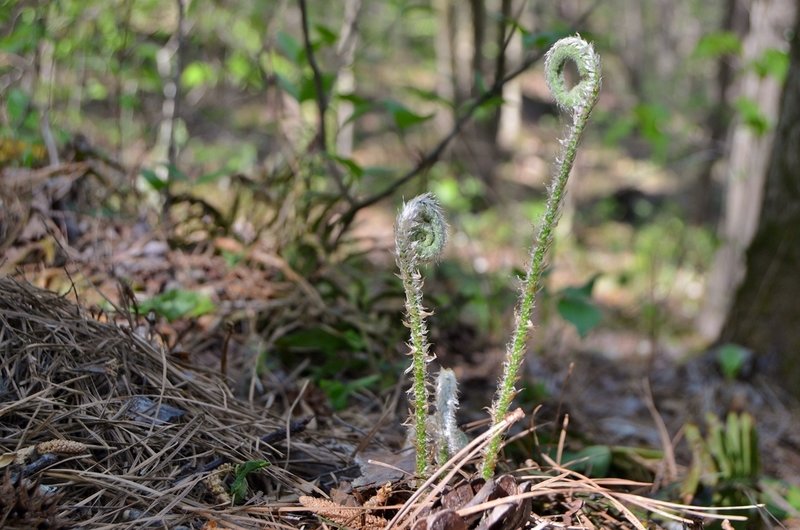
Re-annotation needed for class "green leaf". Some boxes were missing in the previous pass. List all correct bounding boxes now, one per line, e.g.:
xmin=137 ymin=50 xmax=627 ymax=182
xmin=276 ymin=327 xmax=350 ymax=357
xmin=230 ymin=460 xmax=269 ymax=504
xmin=557 ymin=296 xmax=602 ymax=338
xmin=274 ymin=72 xmax=300 ymax=100
xmin=734 ymin=97 xmax=770 ymax=136
xmin=182 ymin=61 xmax=216 ymax=88
xmin=693 ymin=31 xmax=742 ymax=59
xmin=787 ymin=484 xmax=800 ymax=511
xmin=319 ymin=374 xmax=380 ymax=411
xmin=557 ymin=275 xmax=602 ymax=338
xmin=138 ymin=289 xmax=216 ymax=322
xmin=384 ymin=100 xmax=433 ymax=131
xmin=167 ymin=164 xmax=188 ymax=182
xmin=140 ymin=168 xmax=167 ymax=191
xmin=298 ymin=72 xmax=335 ymax=103
xmin=404 ymin=87 xmax=453 ymax=107
xmin=277 ymin=31 xmax=303 ymax=62
xmin=332 ymin=156 xmax=364 ymax=179
xmin=716 ymin=343 xmax=749 ymax=381
xmin=751 ymin=48 xmax=789 ymax=81
xmin=314 ymin=24 xmax=338 ymax=46
xmin=6 ymin=88 xmax=31 ymax=127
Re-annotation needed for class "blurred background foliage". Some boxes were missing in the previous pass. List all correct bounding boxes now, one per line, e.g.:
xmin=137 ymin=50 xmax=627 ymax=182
xmin=3 ymin=0 xmax=800 ymax=514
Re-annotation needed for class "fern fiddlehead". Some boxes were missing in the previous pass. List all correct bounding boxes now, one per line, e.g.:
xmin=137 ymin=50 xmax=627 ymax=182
xmin=481 ymin=36 xmax=601 ymax=478
xmin=395 ymin=192 xmax=447 ymax=477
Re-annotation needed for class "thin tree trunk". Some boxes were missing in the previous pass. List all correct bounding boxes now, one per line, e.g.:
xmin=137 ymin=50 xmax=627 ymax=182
xmin=334 ymin=0 xmax=361 ymax=157
xmin=698 ymin=0 xmax=795 ymax=340
xmin=692 ymin=0 xmax=747 ymax=224
xmin=433 ymin=0 xmax=455 ymax=133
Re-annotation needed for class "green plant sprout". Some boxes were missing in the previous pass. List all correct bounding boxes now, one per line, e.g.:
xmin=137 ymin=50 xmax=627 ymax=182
xmin=481 ymin=35 xmax=601 ymax=478
xmin=395 ymin=192 xmax=448 ymax=477
xmin=394 ymin=36 xmax=600 ymax=480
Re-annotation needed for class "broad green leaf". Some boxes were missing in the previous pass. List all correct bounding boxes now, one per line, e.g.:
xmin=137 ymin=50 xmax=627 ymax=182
xmin=404 ymin=86 xmax=453 ymax=107
xmin=557 ymin=275 xmax=602 ymax=338
xmin=384 ymin=100 xmax=433 ymax=131
xmin=314 ymin=24 xmax=338 ymax=46
xmin=276 ymin=327 xmax=350 ymax=357
xmin=693 ymin=31 xmax=741 ymax=59
xmin=751 ymin=48 xmax=789 ymax=81
xmin=138 ymin=289 xmax=215 ymax=322
xmin=734 ymin=97 xmax=770 ymax=136
xmin=562 ymin=445 xmax=612 ymax=477
xmin=332 ymin=156 xmax=364 ymax=179
xmin=140 ymin=168 xmax=167 ymax=191
xmin=182 ymin=61 xmax=216 ymax=88
xmin=319 ymin=374 xmax=380 ymax=411
xmin=557 ymin=296 xmax=601 ymax=338
xmin=298 ymin=72 xmax=335 ymax=103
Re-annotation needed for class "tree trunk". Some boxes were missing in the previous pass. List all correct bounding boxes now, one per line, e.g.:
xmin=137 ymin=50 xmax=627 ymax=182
xmin=692 ymin=0 xmax=747 ymax=224
xmin=720 ymin=4 xmax=800 ymax=398
xmin=698 ymin=0 xmax=795 ymax=340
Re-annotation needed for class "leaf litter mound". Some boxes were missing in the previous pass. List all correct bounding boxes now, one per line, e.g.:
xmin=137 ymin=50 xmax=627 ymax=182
xmin=0 ymin=276 xmax=345 ymax=529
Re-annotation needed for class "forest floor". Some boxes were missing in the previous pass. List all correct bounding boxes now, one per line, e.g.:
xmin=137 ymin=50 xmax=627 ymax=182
xmin=2 ymin=134 xmax=800 ymax=529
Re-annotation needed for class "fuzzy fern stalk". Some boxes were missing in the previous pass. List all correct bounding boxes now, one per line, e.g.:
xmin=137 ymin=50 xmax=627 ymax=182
xmin=481 ymin=36 xmax=601 ymax=479
xmin=395 ymin=193 xmax=447 ymax=478
xmin=433 ymin=368 xmax=468 ymax=465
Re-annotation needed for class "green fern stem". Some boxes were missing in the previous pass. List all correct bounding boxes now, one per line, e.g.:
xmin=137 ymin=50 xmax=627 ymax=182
xmin=481 ymin=36 xmax=600 ymax=479
xmin=395 ymin=193 xmax=447 ymax=478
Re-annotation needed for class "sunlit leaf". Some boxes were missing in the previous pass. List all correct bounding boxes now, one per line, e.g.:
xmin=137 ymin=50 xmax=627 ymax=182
xmin=138 ymin=289 xmax=216 ymax=322
xmin=693 ymin=31 xmax=741 ymax=59
xmin=734 ymin=97 xmax=770 ymax=136
xmin=751 ymin=48 xmax=789 ymax=81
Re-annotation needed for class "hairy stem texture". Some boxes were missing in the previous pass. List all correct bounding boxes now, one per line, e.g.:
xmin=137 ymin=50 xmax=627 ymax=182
xmin=395 ymin=193 xmax=447 ymax=478
xmin=482 ymin=36 xmax=600 ymax=479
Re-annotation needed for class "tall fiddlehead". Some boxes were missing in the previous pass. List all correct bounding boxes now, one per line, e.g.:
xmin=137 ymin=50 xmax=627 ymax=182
xmin=395 ymin=193 xmax=447 ymax=477
xmin=481 ymin=36 xmax=601 ymax=478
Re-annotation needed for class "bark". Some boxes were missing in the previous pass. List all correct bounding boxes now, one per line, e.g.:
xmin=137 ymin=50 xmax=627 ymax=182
xmin=692 ymin=0 xmax=748 ymax=223
xmin=720 ymin=5 xmax=800 ymax=397
xmin=433 ymin=0 xmax=456 ymax=133
xmin=334 ymin=0 xmax=361 ymax=157
xmin=698 ymin=0 xmax=795 ymax=339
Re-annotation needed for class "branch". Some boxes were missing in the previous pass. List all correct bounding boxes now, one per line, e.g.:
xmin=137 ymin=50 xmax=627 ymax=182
xmin=298 ymin=0 xmax=328 ymax=152
xmin=298 ymin=0 xmax=353 ymax=203
xmin=335 ymin=3 xmax=598 ymax=234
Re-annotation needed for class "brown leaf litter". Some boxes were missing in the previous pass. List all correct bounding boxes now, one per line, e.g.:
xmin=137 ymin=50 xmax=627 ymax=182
xmin=0 ymin=276 xmax=348 ymax=528
xmin=0 ymin=277 xmax=760 ymax=529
